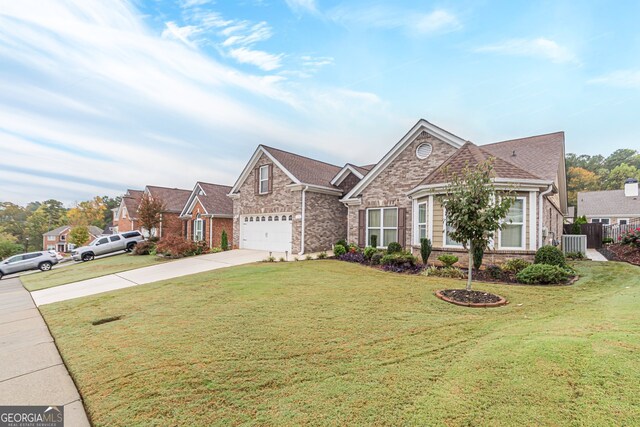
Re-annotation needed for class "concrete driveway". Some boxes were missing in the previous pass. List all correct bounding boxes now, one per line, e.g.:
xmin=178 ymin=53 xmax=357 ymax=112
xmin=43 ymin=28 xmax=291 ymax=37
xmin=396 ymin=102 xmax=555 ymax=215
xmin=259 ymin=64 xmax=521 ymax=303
xmin=31 ymin=249 xmax=272 ymax=306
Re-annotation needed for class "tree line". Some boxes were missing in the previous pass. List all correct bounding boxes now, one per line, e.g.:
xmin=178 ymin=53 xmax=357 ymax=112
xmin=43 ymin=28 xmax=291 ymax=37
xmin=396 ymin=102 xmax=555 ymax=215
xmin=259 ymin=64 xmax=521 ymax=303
xmin=566 ymin=148 xmax=640 ymax=207
xmin=0 ymin=196 xmax=121 ymax=259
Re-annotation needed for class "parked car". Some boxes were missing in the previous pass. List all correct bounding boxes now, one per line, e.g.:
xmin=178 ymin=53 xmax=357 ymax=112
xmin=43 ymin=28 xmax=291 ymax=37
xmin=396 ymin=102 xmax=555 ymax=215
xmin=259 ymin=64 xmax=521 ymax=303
xmin=72 ymin=231 xmax=144 ymax=262
xmin=0 ymin=251 xmax=59 ymax=279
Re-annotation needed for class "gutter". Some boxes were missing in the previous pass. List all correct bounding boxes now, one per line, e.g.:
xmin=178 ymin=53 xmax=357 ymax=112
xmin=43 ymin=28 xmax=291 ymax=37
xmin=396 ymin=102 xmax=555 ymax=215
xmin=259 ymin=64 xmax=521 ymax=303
xmin=538 ymin=184 xmax=554 ymax=248
xmin=299 ymin=186 xmax=308 ymax=255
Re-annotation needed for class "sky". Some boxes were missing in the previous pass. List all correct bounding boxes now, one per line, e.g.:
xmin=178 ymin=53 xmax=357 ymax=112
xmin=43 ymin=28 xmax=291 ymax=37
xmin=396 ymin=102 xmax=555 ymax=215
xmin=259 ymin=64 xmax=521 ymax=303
xmin=1 ymin=0 xmax=639 ymax=206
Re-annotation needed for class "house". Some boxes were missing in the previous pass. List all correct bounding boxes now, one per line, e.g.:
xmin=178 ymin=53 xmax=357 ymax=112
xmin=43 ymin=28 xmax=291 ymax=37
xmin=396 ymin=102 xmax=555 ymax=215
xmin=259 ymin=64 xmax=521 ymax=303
xmin=180 ymin=182 xmax=234 ymax=249
xmin=577 ymin=178 xmax=640 ymax=225
xmin=144 ymin=186 xmax=192 ymax=239
xmin=43 ymin=225 xmax=103 ymax=252
xmin=565 ymin=206 xmax=576 ymax=224
xmin=229 ymin=119 xmax=567 ymax=263
xmin=228 ymin=145 xmax=372 ymax=254
xmin=113 ymin=189 xmax=144 ymax=233
xmin=342 ymin=120 xmax=567 ymax=264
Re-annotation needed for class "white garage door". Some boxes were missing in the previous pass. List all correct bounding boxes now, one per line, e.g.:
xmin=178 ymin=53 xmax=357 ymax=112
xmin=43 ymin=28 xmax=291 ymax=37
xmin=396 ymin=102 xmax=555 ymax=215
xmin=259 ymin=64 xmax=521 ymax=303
xmin=240 ymin=214 xmax=293 ymax=253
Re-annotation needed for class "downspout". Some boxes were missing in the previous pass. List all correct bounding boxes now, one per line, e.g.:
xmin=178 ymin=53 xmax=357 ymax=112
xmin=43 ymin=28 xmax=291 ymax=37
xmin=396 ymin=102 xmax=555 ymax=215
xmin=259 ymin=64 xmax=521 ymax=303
xmin=298 ymin=186 xmax=308 ymax=255
xmin=209 ymin=216 xmax=213 ymax=249
xmin=538 ymin=185 xmax=553 ymax=248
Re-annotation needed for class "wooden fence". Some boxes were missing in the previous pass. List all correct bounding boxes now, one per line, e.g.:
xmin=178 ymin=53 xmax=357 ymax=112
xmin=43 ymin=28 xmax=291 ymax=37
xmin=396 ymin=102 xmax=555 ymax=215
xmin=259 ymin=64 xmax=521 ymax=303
xmin=563 ymin=223 xmax=603 ymax=249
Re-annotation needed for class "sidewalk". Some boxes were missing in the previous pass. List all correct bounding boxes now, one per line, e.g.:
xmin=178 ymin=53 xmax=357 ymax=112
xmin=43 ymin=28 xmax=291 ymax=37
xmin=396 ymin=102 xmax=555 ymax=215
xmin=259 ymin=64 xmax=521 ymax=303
xmin=0 ymin=278 xmax=90 ymax=426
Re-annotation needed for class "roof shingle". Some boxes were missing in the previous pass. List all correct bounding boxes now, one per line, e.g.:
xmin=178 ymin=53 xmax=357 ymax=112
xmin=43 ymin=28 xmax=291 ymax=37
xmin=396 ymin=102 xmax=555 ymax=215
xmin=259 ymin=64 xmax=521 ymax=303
xmin=578 ymin=190 xmax=640 ymax=217
xmin=195 ymin=182 xmax=233 ymax=216
xmin=262 ymin=145 xmax=343 ymax=188
xmin=146 ymin=186 xmax=192 ymax=213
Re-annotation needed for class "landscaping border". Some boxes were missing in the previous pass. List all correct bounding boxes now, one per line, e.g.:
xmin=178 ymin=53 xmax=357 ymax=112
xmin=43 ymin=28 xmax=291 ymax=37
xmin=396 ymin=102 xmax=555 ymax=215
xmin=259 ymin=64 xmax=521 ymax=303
xmin=435 ymin=289 xmax=509 ymax=308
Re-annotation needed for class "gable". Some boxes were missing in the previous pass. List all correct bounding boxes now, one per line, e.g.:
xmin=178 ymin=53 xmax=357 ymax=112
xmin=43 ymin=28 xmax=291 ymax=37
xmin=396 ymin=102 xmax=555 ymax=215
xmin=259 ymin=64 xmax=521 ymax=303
xmin=230 ymin=146 xmax=299 ymax=195
xmin=343 ymin=119 xmax=465 ymax=200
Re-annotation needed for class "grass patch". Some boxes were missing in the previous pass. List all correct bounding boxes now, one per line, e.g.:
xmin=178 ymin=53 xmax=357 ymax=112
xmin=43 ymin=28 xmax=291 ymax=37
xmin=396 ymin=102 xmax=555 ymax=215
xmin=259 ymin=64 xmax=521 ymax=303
xmin=41 ymin=260 xmax=640 ymax=426
xmin=22 ymin=253 xmax=169 ymax=291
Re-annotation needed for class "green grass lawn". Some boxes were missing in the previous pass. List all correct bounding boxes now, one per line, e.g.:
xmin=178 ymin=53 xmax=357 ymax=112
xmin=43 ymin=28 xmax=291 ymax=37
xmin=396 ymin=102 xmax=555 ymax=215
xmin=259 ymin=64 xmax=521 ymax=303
xmin=22 ymin=253 xmax=169 ymax=291
xmin=41 ymin=260 xmax=640 ymax=426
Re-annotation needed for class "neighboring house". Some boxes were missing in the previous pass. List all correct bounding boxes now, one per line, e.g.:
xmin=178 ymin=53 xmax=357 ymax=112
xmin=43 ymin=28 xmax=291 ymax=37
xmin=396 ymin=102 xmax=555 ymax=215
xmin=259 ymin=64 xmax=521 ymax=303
xmin=342 ymin=120 xmax=568 ymax=263
xmin=43 ymin=225 xmax=103 ymax=252
xmin=180 ymin=182 xmax=234 ymax=249
xmin=113 ymin=189 xmax=144 ymax=233
xmin=228 ymin=145 xmax=373 ymax=254
xmin=577 ymin=178 xmax=640 ymax=225
xmin=565 ymin=206 xmax=576 ymax=224
xmin=144 ymin=186 xmax=191 ymax=239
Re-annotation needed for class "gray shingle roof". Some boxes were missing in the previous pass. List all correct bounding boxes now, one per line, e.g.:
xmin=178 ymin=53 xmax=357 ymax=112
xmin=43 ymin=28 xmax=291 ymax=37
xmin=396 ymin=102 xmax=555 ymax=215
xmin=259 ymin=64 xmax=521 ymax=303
xmin=195 ymin=182 xmax=233 ymax=216
xmin=146 ymin=186 xmax=192 ymax=213
xmin=43 ymin=226 xmax=70 ymax=236
xmin=262 ymin=145 xmax=343 ymax=188
xmin=578 ymin=190 xmax=640 ymax=217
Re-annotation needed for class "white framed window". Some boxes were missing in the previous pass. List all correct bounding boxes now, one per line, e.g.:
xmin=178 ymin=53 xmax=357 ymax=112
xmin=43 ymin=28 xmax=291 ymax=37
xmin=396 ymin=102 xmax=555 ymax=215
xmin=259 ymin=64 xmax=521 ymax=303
xmin=442 ymin=206 xmax=463 ymax=248
xmin=259 ymin=165 xmax=269 ymax=194
xmin=366 ymin=207 xmax=398 ymax=247
xmin=194 ymin=218 xmax=204 ymax=241
xmin=618 ymin=218 xmax=629 ymax=225
xmin=417 ymin=201 xmax=428 ymax=241
xmin=499 ymin=197 xmax=526 ymax=250
xmin=47 ymin=235 xmax=56 ymax=241
xmin=591 ymin=218 xmax=610 ymax=225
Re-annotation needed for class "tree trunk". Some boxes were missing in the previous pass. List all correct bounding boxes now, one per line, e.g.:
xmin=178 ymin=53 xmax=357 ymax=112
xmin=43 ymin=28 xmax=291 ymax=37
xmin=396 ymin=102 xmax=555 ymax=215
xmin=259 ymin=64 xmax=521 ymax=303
xmin=467 ymin=241 xmax=473 ymax=291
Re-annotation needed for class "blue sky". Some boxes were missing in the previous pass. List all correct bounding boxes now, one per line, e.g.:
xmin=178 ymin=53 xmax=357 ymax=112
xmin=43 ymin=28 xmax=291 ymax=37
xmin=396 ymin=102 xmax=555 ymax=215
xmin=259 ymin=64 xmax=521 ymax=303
xmin=1 ymin=0 xmax=639 ymax=205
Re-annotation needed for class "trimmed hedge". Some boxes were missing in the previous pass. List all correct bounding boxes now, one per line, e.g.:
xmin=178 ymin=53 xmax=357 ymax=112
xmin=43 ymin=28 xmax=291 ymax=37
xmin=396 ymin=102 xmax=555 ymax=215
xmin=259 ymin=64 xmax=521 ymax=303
xmin=534 ymin=245 xmax=566 ymax=267
xmin=516 ymin=264 xmax=569 ymax=284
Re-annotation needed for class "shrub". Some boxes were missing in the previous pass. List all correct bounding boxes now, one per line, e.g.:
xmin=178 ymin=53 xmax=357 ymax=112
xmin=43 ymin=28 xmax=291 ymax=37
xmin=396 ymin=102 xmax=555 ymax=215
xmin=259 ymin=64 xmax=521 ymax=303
xmin=132 ymin=240 xmax=155 ymax=255
xmin=370 ymin=234 xmax=378 ymax=248
xmin=335 ymin=239 xmax=348 ymax=251
xmin=420 ymin=238 xmax=432 ymax=264
xmin=318 ymin=252 xmax=328 ymax=259
xmin=339 ymin=252 xmax=365 ymax=263
xmin=381 ymin=251 xmax=417 ymax=267
xmin=370 ymin=251 xmax=384 ymax=265
xmin=516 ymin=264 xmax=569 ymax=284
xmin=305 ymin=255 xmax=313 ymax=260
xmin=424 ymin=266 xmax=465 ymax=279
xmin=565 ymin=251 xmax=585 ymax=260
xmin=264 ymin=256 xmax=276 ymax=262
xmin=534 ymin=245 xmax=566 ymax=267
xmin=485 ymin=264 xmax=503 ymax=280
xmin=210 ymin=247 xmax=223 ymax=254
xmin=279 ymin=257 xmax=286 ymax=262
xmin=502 ymin=258 xmax=531 ymax=274
xmin=472 ymin=244 xmax=484 ymax=270
xmin=221 ymin=230 xmax=229 ymax=251
xmin=437 ymin=254 xmax=459 ymax=268
xmin=334 ymin=244 xmax=347 ymax=257
xmin=620 ymin=228 xmax=640 ymax=248
xmin=348 ymin=243 xmax=360 ymax=253
xmin=363 ymin=246 xmax=377 ymax=261
xmin=383 ymin=263 xmax=423 ymax=274
xmin=387 ymin=242 xmax=402 ymax=254
xmin=156 ymin=236 xmax=198 ymax=258
xmin=602 ymin=237 xmax=614 ymax=245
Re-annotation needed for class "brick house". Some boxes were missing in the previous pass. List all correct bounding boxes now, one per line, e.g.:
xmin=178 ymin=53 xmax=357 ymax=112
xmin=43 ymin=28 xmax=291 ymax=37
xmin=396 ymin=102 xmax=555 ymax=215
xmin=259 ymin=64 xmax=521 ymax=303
xmin=577 ymin=179 xmax=640 ymax=225
xmin=143 ymin=186 xmax=192 ymax=239
xmin=180 ymin=182 xmax=234 ymax=249
xmin=43 ymin=225 xmax=103 ymax=252
xmin=113 ymin=189 xmax=144 ymax=233
xmin=228 ymin=145 xmax=372 ymax=255
xmin=341 ymin=119 xmax=568 ymax=264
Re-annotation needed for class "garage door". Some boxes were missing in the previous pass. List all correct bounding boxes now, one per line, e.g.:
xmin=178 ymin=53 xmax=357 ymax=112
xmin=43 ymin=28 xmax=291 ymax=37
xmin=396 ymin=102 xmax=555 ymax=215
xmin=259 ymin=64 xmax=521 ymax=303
xmin=240 ymin=214 xmax=293 ymax=253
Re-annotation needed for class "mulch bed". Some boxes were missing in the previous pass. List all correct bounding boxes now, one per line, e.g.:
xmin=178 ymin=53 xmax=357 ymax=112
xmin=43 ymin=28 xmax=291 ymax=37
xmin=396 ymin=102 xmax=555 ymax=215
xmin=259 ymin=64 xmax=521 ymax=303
xmin=436 ymin=289 xmax=508 ymax=308
xmin=599 ymin=244 xmax=640 ymax=266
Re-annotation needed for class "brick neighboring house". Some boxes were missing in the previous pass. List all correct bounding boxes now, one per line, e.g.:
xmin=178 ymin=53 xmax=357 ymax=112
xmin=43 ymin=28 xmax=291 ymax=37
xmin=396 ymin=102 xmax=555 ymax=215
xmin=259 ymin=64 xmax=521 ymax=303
xmin=113 ymin=189 xmax=144 ymax=233
xmin=43 ymin=225 xmax=103 ymax=252
xmin=341 ymin=119 xmax=568 ymax=264
xmin=228 ymin=145 xmax=372 ymax=254
xmin=577 ymin=178 xmax=640 ymax=225
xmin=144 ymin=186 xmax=191 ymax=239
xmin=180 ymin=182 xmax=234 ymax=249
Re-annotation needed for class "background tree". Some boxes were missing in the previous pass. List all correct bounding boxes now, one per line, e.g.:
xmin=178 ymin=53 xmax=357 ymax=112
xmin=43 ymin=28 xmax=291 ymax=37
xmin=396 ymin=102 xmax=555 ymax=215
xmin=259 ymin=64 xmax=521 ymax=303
xmin=603 ymin=163 xmax=640 ymax=190
xmin=67 ymin=196 xmax=107 ymax=228
xmin=138 ymin=194 xmax=165 ymax=238
xmin=440 ymin=159 xmax=514 ymax=291
xmin=68 ymin=226 xmax=91 ymax=247
xmin=0 ymin=232 xmax=22 ymax=259
xmin=24 ymin=200 xmax=68 ymax=251
xmin=102 ymin=195 xmax=122 ymax=226
xmin=567 ymin=167 xmax=598 ymax=205
xmin=0 ymin=202 xmax=29 ymax=246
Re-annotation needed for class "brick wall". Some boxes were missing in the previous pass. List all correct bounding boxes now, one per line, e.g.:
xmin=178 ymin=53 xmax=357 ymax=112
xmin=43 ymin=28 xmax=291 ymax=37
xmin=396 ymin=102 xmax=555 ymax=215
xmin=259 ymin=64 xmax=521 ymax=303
xmin=211 ymin=218 xmax=233 ymax=249
xmin=304 ymin=191 xmax=347 ymax=253
xmin=160 ymin=212 xmax=183 ymax=240
xmin=337 ymin=172 xmax=362 ymax=195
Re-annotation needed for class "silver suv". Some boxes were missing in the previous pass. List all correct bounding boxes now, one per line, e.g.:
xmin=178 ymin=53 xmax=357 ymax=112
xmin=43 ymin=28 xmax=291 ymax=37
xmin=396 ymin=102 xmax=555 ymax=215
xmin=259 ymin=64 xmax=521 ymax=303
xmin=0 ymin=251 xmax=59 ymax=280
xmin=72 ymin=231 xmax=144 ymax=262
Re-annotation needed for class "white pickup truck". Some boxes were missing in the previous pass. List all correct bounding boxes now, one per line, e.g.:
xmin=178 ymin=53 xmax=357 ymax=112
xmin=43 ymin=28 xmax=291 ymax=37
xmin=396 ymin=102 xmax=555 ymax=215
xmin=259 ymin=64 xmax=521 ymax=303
xmin=72 ymin=231 xmax=144 ymax=262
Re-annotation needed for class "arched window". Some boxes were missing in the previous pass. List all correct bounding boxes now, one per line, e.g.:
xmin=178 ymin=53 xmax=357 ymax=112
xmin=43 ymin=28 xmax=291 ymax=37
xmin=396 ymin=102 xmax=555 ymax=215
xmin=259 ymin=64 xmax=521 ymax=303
xmin=288 ymin=215 xmax=293 ymax=221
xmin=249 ymin=217 xmax=253 ymax=222
xmin=282 ymin=215 xmax=286 ymax=221
xmin=268 ymin=216 xmax=273 ymax=221
xmin=274 ymin=215 xmax=279 ymax=221
xmin=261 ymin=216 xmax=266 ymax=221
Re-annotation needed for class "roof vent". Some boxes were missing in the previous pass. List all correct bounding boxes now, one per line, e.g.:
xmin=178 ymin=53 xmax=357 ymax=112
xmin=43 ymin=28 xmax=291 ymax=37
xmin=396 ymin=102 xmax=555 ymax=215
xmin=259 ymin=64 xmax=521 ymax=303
xmin=416 ymin=143 xmax=432 ymax=160
xmin=512 ymin=150 xmax=516 ymax=157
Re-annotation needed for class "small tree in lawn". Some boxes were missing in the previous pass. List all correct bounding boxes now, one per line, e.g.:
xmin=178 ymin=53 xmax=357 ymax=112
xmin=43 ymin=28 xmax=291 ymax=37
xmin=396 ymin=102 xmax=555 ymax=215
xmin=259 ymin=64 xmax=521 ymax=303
xmin=68 ymin=226 xmax=91 ymax=247
xmin=221 ymin=230 xmax=229 ymax=251
xmin=440 ymin=159 xmax=514 ymax=291
xmin=138 ymin=193 xmax=165 ymax=239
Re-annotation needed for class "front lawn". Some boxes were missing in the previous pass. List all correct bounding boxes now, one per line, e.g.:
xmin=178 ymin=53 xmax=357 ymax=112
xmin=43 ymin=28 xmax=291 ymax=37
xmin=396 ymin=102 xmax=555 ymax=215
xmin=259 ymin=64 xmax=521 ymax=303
xmin=21 ymin=253 xmax=169 ymax=291
xmin=41 ymin=260 xmax=640 ymax=426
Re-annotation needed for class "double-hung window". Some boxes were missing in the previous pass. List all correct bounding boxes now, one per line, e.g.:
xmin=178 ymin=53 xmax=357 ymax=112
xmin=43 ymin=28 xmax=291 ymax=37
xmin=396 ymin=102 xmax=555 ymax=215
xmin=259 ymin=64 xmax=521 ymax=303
xmin=443 ymin=206 xmax=463 ymax=247
xmin=367 ymin=208 xmax=398 ymax=247
xmin=500 ymin=197 xmax=526 ymax=249
xmin=591 ymin=218 xmax=610 ymax=225
xmin=47 ymin=236 xmax=56 ymax=241
xmin=259 ymin=165 xmax=269 ymax=194
xmin=194 ymin=218 xmax=204 ymax=241
xmin=417 ymin=201 xmax=428 ymax=240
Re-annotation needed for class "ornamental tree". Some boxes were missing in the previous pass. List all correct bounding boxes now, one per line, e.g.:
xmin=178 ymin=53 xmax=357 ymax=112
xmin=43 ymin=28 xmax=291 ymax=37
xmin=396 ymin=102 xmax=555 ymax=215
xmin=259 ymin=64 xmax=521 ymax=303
xmin=440 ymin=159 xmax=514 ymax=291
xmin=138 ymin=194 xmax=165 ymax=238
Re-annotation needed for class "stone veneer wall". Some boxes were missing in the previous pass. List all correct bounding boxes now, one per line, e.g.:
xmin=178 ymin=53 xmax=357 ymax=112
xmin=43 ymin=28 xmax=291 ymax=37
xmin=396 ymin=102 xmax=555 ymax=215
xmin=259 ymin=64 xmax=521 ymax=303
xmin=347 ymin=132 xmax=459 ymax=247
xmin=232 ymin=153 xmax=302 ymax=253
xmin=303 ymin=191 xmax=347 ymax=253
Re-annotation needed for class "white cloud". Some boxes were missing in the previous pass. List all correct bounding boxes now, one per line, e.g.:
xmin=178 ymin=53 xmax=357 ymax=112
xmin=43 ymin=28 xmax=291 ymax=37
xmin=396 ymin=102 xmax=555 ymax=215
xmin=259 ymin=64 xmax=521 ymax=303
xmin=161 ymin=21 xmax=201 ymax=48
xmin=476 ymin=37 xmax=578 ymax=64
xmin=285 ymin=0 xmax=318 ymax=14
xmin=228 ymin=47 xmax=284 ymax=71
xmin=221 ymin=21 xmax=273 ymax=47
xmin=588 ymin=70 xmax=640 ymax=88
xmin=179 ymin=0 xmax=212 ymax=8
xmin=328 ymin=5 xmax=461 ymax=35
